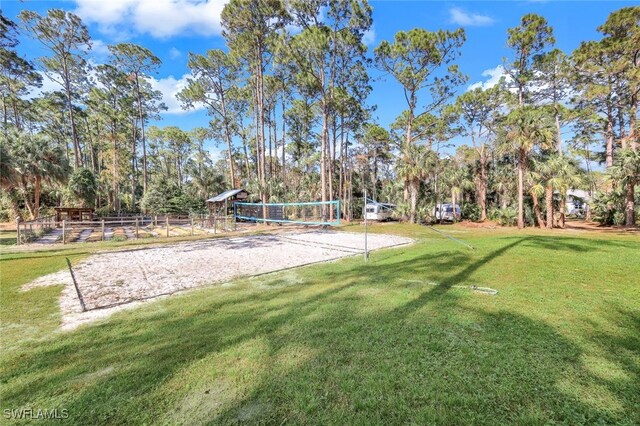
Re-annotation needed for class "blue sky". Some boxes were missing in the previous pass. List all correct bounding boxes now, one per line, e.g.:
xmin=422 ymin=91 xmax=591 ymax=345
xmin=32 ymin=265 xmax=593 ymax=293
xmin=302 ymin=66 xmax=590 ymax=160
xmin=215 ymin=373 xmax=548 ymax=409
xmin=3 ymin=0 xmax=635 ymax=156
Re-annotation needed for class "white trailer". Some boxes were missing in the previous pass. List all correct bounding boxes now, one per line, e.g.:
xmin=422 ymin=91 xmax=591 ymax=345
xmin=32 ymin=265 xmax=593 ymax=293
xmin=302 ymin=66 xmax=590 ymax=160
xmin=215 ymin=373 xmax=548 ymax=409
xmin=433 ymin=203 xmax=461 ymax=222
xmin=365 ymin=202 xmax=396 ymax=221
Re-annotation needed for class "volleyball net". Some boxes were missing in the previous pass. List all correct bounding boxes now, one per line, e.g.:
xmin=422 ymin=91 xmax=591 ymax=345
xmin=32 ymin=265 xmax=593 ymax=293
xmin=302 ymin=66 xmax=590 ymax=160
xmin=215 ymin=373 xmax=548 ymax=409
xmin=234 ymin=200 xmax=340 ymax=226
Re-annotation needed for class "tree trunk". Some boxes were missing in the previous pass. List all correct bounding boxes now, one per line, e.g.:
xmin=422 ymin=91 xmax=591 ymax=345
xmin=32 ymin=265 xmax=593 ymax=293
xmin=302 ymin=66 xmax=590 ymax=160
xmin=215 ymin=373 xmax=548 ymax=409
xmin=63 ymin=74 xmax=81 ymax=169
xmin=281 ymin=91 xmax=286 ymax=184
xmin=85 ymin=117 xmax=97 ymax=173
xmin=66 ymin=90 xmax=81 ymax=169
xmin=220 ymin=91 xmax=236 ymax=188
xmin=111 ymin=126 xmax=119 ymax=212
xmin=34 ymin=175 xmax=41 ymax=220
xmin=625 ymin=181 xmax=636 ymax=226
xmin=559 ymin=192 xmax=566 ymax=228
xmin=555 ymin=110 xmax=562 ymax=154
xmin=327 ymin=118 xmax=334 ymax=220
xmin=479 ymin=153 xmax=488 ymax=221
xmin=532 ymin=193 xmax=544 ymax=229
xmin=545 ymin=184 xmax=553 ymax=229
xmin=606 ymin=110 xmax=614 ymax=169
xmin=2 ymin=94 xmax=7 ymax=134
xmin=403 ymin=112 xmax=413 ymax=206
xmin=256 ymin=56 xmax=268 ymax=222
xmin=409 ymin=179 xmax=418 ymax=224
xmin=20 ymin=177 xmax=34 ymax=219
xmin=517 ymin=154 xmax=525 ymax=229
xmin=338 ymin=115 xmax=344 ymax=218
xmin=242 ymin=133 xmax=251 ymax=179
xmin=451 ymin=188 xmax=457 ymax=223
xmin=131 ymin=118 xmax=137 ymax=211
xmin=268 ymin=107 xmax=273 ymax=177
xmin=135 ymin=77 xmax=149 ymax=197
xmin=11 ymin=97 xmax=21 ymax=131
xmin=320 ymin=92 xmax=328 ymax=220
xmin=630 ymin=100 xmax=637 ymax=151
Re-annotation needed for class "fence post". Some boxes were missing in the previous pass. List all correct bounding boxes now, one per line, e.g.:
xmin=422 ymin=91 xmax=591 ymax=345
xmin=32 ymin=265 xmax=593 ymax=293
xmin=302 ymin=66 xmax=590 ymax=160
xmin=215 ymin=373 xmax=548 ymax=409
xmin=135 ymin=218 xmax=139 ymax=239
xmin=214 ymin=216 xmax=217 ymax=234
xmin=154 ymin=215 xmax=157 ymax=226
xmin=62 ymin=220 xmax=66 ymax=245
xmin=166 ymin=216 xmax=169 ymax=237
xmin=101 ymin=219 xmax=105 ymax=241
xmin=191 ymin=217 xmax=194 ymax=236
xmin=16 ymin=218 xmax=20 ymax=245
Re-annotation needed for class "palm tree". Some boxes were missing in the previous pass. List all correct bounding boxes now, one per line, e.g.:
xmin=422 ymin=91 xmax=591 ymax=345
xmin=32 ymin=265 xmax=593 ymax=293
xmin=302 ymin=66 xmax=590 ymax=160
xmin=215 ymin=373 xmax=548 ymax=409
xmin=550 ymin=156 xmax=583 ymax=228
xmin=609 ymin=148 xmax=640 ymax=226
xmin=396 ymin=144 xmax=436 ymax=223
xmin=499 ymin=107 xmax=555 ymax=228
xmin=526 ymin=161 xmax=546 ymax=229
xmin=12 ymin=132 xmax=70 ymax=219
xmin=442 ymin=161 xmax=473 ymax=222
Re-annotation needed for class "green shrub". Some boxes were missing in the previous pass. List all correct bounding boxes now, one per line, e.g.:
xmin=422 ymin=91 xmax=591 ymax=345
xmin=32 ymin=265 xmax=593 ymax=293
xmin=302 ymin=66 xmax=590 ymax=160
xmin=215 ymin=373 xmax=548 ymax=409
xmin=461 ymin=203 xmax=481 ymax=222
xmin=490 ymin=207 xmax=518 ymax=226
xmin=95 ymin=206 xmax=115 ymax=217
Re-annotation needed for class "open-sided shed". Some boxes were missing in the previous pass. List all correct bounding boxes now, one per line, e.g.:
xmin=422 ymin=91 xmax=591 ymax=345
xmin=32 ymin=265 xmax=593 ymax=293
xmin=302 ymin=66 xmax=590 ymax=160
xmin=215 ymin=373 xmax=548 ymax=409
xmin=206 ymin=189 xmax=249 ymax=214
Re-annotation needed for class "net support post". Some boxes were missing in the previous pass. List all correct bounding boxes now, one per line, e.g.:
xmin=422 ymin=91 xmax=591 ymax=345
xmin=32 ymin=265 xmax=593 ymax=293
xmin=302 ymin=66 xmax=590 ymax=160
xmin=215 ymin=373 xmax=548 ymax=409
xmin=364 ymin=189 xmax=368 ymax=262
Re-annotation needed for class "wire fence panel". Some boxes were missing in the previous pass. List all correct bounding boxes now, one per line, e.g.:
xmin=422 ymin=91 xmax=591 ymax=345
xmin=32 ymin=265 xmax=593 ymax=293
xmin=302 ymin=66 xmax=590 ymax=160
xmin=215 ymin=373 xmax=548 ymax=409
xmin=234 ymin=200 xmax=340 ymax=226
xmin=15 ymin=214 xmax=237 ymax=245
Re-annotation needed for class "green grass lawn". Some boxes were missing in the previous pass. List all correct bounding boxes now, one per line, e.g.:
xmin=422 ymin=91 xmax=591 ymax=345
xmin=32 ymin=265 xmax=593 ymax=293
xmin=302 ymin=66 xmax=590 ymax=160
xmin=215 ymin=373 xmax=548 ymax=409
xmin=0 ymin=230 xmax=16 ymax=247
xmin=1 ymin=225 xmax=639 ymax=425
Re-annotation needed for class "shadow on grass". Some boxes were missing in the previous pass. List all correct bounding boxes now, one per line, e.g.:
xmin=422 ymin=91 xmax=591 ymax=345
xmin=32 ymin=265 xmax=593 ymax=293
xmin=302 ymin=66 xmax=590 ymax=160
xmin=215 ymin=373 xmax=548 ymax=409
xmin=1 ymin=235 xmax=638 ymax=424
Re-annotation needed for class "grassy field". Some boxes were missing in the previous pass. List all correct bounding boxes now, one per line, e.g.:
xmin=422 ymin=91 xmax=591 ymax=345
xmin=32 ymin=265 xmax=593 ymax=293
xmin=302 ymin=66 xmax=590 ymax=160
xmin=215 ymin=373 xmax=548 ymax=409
xmin=1 ymin=224 xmax=639 ymax=425
xmin=0 ymin=230 xmax=16 ymax=247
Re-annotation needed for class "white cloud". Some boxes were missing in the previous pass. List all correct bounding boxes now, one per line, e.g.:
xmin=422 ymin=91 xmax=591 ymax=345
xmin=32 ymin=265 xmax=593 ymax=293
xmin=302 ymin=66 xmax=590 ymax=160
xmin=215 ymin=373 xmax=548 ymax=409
xmin=89 ymin=39 xmax=111 ymax=62
xmin=25 ymin=67 xmax=201 ymax=116
xmin=148 ymin=73 xmax=204 ymax=115
xmin=449 ymin=7 xmax=495 ymax=27
xmin=169 ymin=47 xmax=182 ymax=60
xmin=26 ymin=60 xmax=102 ymax=99
xmin=467 ymin=65 xmax=511 ymax=91
xmin=74 ymin=0 xmax=229 ymax=39
xmin=24 ymin=71 xmax=59 ymax=99
xmin=90 ymin=39 xmax=110 ymax=55
xmin=363 ymin=27 xmax=375 ymax=47
xmin=209 ymin=147 xmax=224 ymax=162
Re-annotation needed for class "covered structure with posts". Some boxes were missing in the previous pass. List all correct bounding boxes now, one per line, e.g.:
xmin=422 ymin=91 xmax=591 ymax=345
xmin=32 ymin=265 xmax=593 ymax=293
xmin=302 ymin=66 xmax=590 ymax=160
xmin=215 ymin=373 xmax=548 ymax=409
xmin=54 ymin=207 xmax=95 ymax=222
xmin=206 ymin=189 xmax=249 ymax=215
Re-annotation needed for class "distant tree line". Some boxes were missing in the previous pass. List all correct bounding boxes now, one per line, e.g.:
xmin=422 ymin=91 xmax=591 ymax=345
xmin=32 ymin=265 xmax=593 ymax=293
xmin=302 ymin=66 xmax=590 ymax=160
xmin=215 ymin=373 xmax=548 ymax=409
xmin=1 ymin=2 xmax=638 ymax=227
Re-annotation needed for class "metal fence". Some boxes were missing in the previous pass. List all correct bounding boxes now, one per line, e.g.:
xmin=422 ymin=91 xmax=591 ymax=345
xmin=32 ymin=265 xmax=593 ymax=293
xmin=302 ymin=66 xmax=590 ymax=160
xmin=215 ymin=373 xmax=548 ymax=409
xmin=15 ymin=214 xmax=237 ymax=245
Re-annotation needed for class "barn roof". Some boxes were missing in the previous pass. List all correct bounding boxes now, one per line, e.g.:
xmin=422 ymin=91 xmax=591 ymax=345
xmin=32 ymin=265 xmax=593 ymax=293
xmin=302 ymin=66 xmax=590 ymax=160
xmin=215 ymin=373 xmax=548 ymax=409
xmin=206 ymin=188 xmax=247 ymax=203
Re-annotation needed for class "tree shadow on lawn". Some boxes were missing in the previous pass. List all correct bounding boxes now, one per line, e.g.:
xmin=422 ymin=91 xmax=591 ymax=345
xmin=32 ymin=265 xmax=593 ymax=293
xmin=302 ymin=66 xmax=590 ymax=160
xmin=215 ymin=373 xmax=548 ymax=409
xmin=513 ymin=235 xmax=639 ymax=253
xmin=1 ymin=235 xmax=638 ymax=424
